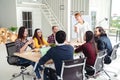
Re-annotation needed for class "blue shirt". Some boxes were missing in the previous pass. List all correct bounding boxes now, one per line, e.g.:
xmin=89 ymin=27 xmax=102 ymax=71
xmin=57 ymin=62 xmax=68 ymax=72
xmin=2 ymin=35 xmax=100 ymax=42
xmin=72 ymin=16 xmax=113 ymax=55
xmin=97 ymin=36 xmax=112 ymax=56
xmin=39 ymin=44 xmax=74 ymax=76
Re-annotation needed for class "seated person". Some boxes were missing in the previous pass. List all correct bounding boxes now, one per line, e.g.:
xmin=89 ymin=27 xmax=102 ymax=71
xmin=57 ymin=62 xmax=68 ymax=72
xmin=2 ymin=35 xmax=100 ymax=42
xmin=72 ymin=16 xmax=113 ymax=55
xmin=33 ymin=28 xmax=49 ymax=48
xmin=15 ymin=26 xmax=42 ymax=80
xmin=37 ymin=30 xmax=74 ymax=77
xmin=94 ymin=26 xmax=112 ymax=64
xmin=47 ymin=26 xmax=59 ymax=44
xmin=75 ymin=31 xmax=97 ymax=75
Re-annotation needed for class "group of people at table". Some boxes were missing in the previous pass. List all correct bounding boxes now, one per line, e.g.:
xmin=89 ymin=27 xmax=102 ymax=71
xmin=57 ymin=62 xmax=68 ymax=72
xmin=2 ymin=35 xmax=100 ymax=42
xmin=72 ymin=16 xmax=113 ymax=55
xmin=14 ymin=12 xmax=112 ymax=80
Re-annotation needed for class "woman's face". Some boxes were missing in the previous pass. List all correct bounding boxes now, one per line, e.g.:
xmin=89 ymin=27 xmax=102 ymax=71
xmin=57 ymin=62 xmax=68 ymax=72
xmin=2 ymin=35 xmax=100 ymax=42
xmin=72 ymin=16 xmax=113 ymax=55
xmin=23 ymin=29 xmax=28 ymax=37
xmin=37 ymin=30 xmax=42 ymax=37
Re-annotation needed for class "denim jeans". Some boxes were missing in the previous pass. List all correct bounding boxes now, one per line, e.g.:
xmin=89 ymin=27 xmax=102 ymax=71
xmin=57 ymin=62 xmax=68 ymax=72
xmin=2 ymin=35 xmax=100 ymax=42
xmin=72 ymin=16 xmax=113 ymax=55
xmin=19 ymin=57 xmax=43 ymax=79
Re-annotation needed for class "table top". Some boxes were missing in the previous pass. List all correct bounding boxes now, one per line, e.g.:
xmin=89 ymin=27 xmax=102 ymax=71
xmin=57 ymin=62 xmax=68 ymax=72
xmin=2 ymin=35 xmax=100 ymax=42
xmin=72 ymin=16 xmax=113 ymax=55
xmin=14 ymin=50 xmax=41 ymax=62
xmin=14 ymin=49 xmax=53 ymax=64
xmin=14 ymin=41 xmax=84 ymax=63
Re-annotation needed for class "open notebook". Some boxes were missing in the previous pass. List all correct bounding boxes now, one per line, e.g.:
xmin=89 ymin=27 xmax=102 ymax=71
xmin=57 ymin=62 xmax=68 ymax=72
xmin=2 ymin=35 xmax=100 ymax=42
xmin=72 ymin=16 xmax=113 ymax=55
xmin=40 ymin=46 xmax=51 ymax=56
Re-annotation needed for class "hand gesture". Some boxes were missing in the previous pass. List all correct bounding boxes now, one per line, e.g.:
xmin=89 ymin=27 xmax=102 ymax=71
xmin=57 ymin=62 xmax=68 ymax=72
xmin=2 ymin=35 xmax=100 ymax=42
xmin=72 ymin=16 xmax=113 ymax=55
xmin=27 ymin=39 xmax=33 ymax=45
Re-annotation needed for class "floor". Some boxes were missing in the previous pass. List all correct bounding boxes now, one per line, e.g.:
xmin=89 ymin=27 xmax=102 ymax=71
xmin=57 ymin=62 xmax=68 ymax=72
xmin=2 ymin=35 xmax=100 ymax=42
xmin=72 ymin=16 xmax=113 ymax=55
xmin=0 ymin=36 xmax=120 ymax=80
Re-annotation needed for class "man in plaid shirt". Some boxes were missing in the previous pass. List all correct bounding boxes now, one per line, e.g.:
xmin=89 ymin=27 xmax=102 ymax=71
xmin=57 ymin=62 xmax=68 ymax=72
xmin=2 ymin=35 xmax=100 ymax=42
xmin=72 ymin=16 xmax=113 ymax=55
xmin=47 ymin=26 xmax=59 ymax=44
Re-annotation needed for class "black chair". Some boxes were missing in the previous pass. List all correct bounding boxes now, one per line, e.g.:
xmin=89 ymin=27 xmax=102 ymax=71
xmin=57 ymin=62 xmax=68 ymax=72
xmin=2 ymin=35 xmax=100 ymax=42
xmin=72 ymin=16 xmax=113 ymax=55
xmin=59 ymin=58 xmax=86 ymax=80
xmin=5 ymin=42 xmax=34 ymax=80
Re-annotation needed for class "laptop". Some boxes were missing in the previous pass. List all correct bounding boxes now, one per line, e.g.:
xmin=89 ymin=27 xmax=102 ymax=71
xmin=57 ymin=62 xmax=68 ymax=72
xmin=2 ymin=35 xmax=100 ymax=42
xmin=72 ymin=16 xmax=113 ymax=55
xmin=40 ymin=46 xmax=51 ymax=56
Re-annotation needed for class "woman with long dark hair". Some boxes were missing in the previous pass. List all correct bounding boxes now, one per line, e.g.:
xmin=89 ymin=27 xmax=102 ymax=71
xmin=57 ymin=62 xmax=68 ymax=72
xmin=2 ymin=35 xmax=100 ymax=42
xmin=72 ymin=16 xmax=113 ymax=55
xmin=33 ymin=28 xmax=49 ymax=48
xmin=15 ymin=26 xmax=42 ymax=80
xmin=15 ymin=26 xmax=34 ymax=52
xmin=75 ymin=31 xmax=97 ymax=75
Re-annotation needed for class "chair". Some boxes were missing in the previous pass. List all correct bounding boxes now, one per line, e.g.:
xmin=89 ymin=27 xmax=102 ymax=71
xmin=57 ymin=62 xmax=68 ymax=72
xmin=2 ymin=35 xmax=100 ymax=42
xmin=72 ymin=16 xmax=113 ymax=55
xmin=103 ymin=42 xmax=120 ymax=79
xmin=59 ymin=58 xmax=86 ymax=80
xmin=110 ymin=42 xmax=119 ymax=60
xmin=87 ymin=49 xmax=108 ymax=79
xmin=94 ymin=49 xmax=107 ymax=74
xmin=5 ymin=42 xmax=34 ymax=80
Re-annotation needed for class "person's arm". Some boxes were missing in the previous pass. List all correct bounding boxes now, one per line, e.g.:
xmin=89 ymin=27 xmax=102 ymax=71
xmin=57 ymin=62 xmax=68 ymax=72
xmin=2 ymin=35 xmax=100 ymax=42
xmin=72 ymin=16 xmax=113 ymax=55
xmin=15 ymin=39 xmax=22 ymax=52
xmin=20 ymin=39 xmax=34 ymax=52
xmin=28 ymin=39 xmax=35 ymax=49
xmin=74 ymin=45 xmax=83 ymax=53
xmin=97 ymin=39 xmax=105 ymax=50
xmin=15 ymin=39 xmax=32 ymax=53
xmin=38 ymin=48 xmax=52 ymax=65
xmin=74 ymin=25 xmax=78 ymax=33
xmin=43 ymin=38 xmax=49 ymax=46
xmin=20 ymin=43 xmax=29 ymax=52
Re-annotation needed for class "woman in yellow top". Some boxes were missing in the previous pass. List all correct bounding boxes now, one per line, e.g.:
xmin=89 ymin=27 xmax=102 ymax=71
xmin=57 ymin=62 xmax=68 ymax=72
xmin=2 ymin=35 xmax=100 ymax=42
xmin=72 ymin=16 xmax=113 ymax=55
xmin=33 ymin=28 xmax=49 ymax=48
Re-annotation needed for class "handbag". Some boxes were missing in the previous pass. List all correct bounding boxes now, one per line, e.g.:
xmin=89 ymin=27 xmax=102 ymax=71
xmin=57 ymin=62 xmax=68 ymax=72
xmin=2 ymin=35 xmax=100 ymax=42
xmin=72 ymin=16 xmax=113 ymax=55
xmin=44 ymin=67 xmax=58 ymax=80
xmin=7 ymin=56 xmax=20 ymax=65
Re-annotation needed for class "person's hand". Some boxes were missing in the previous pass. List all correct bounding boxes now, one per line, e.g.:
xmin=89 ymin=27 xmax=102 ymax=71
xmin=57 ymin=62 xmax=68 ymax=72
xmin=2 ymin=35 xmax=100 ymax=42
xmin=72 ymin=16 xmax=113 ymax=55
xmin=27 ymin=39 xmax=33 ymax=45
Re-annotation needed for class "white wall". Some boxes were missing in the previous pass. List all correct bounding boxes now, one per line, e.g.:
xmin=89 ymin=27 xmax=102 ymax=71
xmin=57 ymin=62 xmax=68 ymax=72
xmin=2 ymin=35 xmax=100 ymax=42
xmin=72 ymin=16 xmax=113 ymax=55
xmin=0 ymin=0 xmax=17 ymax=28
xmin=90 ymin=0 xmax=111 ymax=29
xmin=16 ymin=6 xmax=41 ymax=35
xmin=41 ymin=13 xmax=52 ymax=38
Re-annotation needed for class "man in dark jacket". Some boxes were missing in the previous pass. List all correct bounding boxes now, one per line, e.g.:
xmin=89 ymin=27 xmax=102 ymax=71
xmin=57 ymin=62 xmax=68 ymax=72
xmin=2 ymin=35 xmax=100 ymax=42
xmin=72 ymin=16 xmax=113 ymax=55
xmin=94 ymin=26 xmax=112 ymax=64
xmin=36 ymin=30 xmax=74 ymax=79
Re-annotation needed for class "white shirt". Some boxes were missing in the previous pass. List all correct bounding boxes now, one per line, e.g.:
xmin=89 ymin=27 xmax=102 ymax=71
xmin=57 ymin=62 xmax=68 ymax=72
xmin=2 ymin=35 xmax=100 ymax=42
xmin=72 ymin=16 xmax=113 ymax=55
xmin=75 ymin=21 xmax=91 ymax=42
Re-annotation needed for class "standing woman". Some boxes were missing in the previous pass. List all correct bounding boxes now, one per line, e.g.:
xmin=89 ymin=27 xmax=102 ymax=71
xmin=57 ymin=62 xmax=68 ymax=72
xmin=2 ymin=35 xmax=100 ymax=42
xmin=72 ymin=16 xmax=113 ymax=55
xmin=33 ymin=28 xmax=49 ymax=48
xmin=15 ymin=26 xmax=42 ymax=80
xmin=75 ymin=31 xmax=97 ymax=76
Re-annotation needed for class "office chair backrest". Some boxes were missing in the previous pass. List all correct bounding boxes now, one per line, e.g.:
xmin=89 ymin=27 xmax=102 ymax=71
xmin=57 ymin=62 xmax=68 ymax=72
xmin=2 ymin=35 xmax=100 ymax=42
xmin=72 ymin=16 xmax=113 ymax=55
xmin=110 ymin=43 xmax=119 ymax=60
xmin=5 ymin=42 xmax=20 ymax=65
xmin=6 ymin=42 xmax=16 ymax=56
xmin=94 ymin=49 xmax=107 ymax=74
xmin=61 ymin=58 xmax=86 ymax=80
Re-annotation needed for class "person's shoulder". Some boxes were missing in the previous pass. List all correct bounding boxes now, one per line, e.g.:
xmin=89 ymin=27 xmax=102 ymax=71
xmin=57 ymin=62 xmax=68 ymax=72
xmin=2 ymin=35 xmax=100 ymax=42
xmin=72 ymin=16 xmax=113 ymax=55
xmin=81 ymin=43 xmax=87 ymax=47
xmin=15 ymin=39 xmax=21 ymax=42
xmin=83 ymin=21 xmax=89 ymax=25
xmin=48 ymin=34 xmax=53 ymax=38
xmin=100 ymin=36 xmax=107 ymax=40
xmin=65 ymin=44 xmax=74 ymax=49
xmin=15 ymin=39 xmax=19 ymax=41
xmin=33 ymin=37 xmax=37 ymax=40
xmin=74 ymin=22 xmax=80 ymax=26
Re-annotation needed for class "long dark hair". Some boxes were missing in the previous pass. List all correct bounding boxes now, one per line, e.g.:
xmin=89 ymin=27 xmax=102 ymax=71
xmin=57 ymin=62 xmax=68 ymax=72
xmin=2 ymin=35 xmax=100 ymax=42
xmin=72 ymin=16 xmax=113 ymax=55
xmin=96 ymin=26 xmax=107 ymax=36
xmin=85 ymin=31 xmax=94 ymax=43
xmin=17 ymin=26 xmax=27 ymax=40
xmin=33 ymin=28 xmax=43 ymax=45
xmin=85 ymin=31 xmax=98 ymax=53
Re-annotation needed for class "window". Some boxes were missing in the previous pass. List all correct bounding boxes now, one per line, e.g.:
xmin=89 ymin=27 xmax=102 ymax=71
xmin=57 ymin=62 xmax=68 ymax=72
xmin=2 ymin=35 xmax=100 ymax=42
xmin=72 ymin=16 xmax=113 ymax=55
xmin=91 ymin=11 xmax=96 ymax=30
xmin=22 ymin=12 xmax=32 ymax=37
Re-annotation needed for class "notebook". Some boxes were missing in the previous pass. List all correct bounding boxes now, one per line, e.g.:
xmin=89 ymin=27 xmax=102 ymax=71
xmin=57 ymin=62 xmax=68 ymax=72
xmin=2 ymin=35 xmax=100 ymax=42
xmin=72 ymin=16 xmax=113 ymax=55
xmin=40 ymin=46 xmax=51 ymax=56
